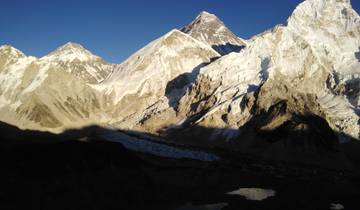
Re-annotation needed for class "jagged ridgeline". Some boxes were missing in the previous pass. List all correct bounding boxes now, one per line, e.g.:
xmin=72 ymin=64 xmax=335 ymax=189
xmin=0 ymin=0 xmax=359 ymax=150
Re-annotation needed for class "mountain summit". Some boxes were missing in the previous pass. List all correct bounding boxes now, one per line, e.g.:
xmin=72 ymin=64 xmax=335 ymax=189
xmin=42 ymin=42 xmax=101 ymax=63
xmin=181 ymin=11 xmax=246 ymax=55
xmin=39 ymin=42 xmax=113 ymax=83
xmin=0 ymin=45 xmax=26 ymax=59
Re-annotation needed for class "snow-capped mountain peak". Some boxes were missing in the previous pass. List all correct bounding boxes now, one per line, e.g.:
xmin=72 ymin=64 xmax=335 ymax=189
xmin=101 ymin=28 xmax=218 ymax=90
xmin=160 ymin=29 xmax=186 ymax=42
xmin=0 ymin=45 xmax=26 ymax=58
xmin=55 ymin=42 xmax=87 ymax=52
xmin=181 ymin=11 xmax=246 ymax=55
xmin=41 ymin=42 xmax=100 ymax=63
xmin=288 ymin=0 xmax=359 ymax=30
xmin=196 ymin=11 xmax=218 ymax=22
xmin=95 ymin=28 xmax=219 ymax=130
xmin=286 ymin=0 xmax=360 ymax=78
xmin=163 ymin=29 xmax=182 ymax=38
xmin=159 ymin=29 xmax=218 ymax=51
xmin=36 ymin=42 xmax=113 ymax=83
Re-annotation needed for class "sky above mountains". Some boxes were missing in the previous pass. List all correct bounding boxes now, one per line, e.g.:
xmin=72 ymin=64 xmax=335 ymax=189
xmin=1 ymin=0 xmax=359 ymax=63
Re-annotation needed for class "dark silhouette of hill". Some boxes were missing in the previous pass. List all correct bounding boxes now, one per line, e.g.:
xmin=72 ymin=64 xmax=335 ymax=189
xmin=0 ymin=121 xmax=360 ymax=210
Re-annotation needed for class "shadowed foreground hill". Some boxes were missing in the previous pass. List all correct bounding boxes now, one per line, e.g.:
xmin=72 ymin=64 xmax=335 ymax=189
xmin=0 ymin=122 xmax=360 ymax=210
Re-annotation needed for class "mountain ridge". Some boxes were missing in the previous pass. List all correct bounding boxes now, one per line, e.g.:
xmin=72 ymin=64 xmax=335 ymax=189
xmin=0 ymin=0 xmax=359 ymax=146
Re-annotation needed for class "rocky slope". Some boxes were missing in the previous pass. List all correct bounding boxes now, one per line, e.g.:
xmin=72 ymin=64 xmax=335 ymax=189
xmin=95 ymin=29 xmax=220 ymax=131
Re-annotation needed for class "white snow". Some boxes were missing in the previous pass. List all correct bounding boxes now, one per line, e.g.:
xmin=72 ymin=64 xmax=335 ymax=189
xmin=96 ymin=29 xmax=219 ymax=104
xmin=226 ymin=188 xmax=276 ymax=201
xmin=0 ymin=45 xmax=26 ymax=58
xmin=22 ymin=63 xmax=50 ymax=94
xmin=0 ymin=95 xmax=11 ymax=108
xmin=317 ymin=91 xmax=359 ymax=139
xmin=37 ymin=42 xmax=113 ymax=83
xmin=10 ymin=100 xmax=22 ymax=109
xmin=40 ymin=42 xmax=100 ymax=63
xmin=0 ymin=56 xmax=36 ymax=94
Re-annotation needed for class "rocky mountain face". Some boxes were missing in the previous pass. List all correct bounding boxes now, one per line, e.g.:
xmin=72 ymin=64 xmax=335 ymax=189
xmin=0 ymin=0 xmax=359 ymax=159
xmin=41 ymin=42 xmax=113 ymax=83
xmin=170 ymin=0 xmax=360 ymax=158
xmin=0 ymin=43 xmax=113 ymax=132
xmin=95 ymin=29 xmax=220 ymax=131
xmin=181 ymin=11 xmax=246 ymax=55
xmin=0 ymin=28 xmax=220 ymax=132
xmin=171 ymin=0 xmax=360 ymax=144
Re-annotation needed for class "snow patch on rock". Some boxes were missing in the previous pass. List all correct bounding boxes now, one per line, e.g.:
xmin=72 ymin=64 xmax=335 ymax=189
xmin=226 ymin=188 xmax=276 ymax=201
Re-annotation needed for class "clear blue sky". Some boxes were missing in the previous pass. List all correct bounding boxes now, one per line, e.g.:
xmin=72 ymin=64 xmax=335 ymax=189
xmin=1 ymin=0 xmax=359 ymax=63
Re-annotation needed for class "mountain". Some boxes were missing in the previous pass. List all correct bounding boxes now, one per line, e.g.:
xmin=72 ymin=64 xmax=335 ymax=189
xmin=0 ymin=29 xmax=219 ymax=132
xmin=1 ymin=2 xmax=360 ymax=207
xmin=0 ymin=43 xmax=113 ymax=132
xmin=0 ymin=45 xmax=37 ymax=112
xmin=181 ymin=11 xmax=246 ymax=55
xmin=0 ymin=0 xmax=359 ymax=154
xmin=95 ymin=29 xmax=219 ymax=131
xmin=171 ymin=0 xmax=360 ymax=148
xmin=40 ymin=42 xmax=113 ymax=83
